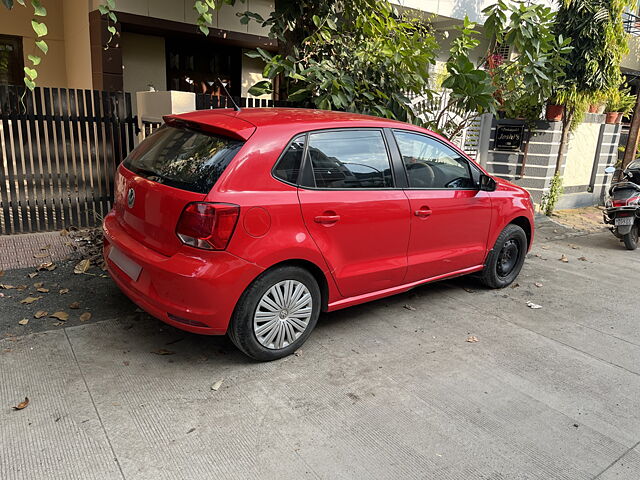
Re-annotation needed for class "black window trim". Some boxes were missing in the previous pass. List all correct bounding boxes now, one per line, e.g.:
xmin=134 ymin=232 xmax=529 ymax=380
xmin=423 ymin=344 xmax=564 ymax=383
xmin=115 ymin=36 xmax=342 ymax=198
xmin=389 ymin=128 xmax=482 ymax=191
xmin=270 ymin=132 xmax=308 ymax=188
xmin=273 ymin=127 xmax=401 ymax=191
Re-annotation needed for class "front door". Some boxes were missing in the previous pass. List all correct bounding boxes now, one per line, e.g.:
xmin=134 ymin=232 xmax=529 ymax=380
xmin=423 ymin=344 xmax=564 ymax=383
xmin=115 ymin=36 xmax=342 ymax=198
xmin=297 ymin=129 xmax=411 ymax=298
xmin=391 ymin=130 xmax=492 ymax=282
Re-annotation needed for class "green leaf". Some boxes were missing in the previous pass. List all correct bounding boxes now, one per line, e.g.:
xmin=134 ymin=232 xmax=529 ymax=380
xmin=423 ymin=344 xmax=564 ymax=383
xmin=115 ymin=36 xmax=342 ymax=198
xmin=24 ymin=76 xmax=36 ymax=91
xmin=312 ymin=15 xmax=321 ymax=27
xmin=97 ymin=5 xmax=108 ymax=14
xmin=31 ymin=0 xmax=45 ymax=16
xmin=31 ymin=19 xmax=47 ymax=37
xmin=35 ymin=40 xmax=47 ymax=54
xmin=2 ymin=0 xmax=15 ymax=9
xmin=248 ymin=80 xmax=273 ymax=96
xmin=27 ymin=54 xmax=40 ymax=65
xmin=198 ymin=24 xmax=209 ymax=36
xmin=107 ymin=25 xmax=116 ymax=35
xmin=24 ymin=66 xmax=37 ymax=79
xmin=288 ymin=88 xmax=309 ymax=102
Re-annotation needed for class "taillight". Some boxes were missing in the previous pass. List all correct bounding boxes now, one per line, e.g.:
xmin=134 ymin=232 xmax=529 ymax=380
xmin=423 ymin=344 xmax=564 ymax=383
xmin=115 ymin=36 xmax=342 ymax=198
xmin=176 ymin=202 xmax=240 ymax=250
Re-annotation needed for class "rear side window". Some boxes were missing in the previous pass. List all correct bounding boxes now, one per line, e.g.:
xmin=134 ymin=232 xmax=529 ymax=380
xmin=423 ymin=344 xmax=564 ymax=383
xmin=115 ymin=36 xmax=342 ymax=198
xmin=123 ymin=125 xmax=244 ymax=194
xmin=273 ymin=135 xmax=305 ymax=184
xmin=306 ymin=130 xmax=393 ymax=189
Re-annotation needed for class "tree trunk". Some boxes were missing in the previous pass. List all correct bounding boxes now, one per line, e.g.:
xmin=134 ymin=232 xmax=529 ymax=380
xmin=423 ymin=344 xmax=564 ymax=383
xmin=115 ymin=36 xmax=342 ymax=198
xmin=622 ymin=92 xmax=640 ymax=169
xmin=555 ymin=109 xmax=574 ymax=175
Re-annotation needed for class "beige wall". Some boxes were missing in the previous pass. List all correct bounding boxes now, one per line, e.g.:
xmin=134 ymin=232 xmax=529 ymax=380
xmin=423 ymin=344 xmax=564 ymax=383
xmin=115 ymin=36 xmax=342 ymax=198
xmin=0 ymin=0 xmax=68 ymax=87
xmin=121 ymin=32 xmax=166 ymax=97
xmin=622 ymin=36 xmax=640 ymax=73
xmin=63 ymin=0 xmax=92 ymax=89
xmin=89 ymin=0 xmax=274 ymax=36
xmin=241 ymin=51 xmax=268 ymax=99
xmin=563 ymin=123 xmax=601 ymax=187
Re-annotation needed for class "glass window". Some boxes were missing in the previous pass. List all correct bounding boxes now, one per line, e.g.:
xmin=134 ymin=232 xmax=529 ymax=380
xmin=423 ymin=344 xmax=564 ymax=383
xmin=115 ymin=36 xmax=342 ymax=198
xmin=394 ymin=130 xmax=475 ymax=189
xmin=273 ymin=135 xmax=305 ymax=184
xmin=123 ymin=125 xmax=244 ymax=194
xmin=307 ymin=130 xmax=393 ymax=189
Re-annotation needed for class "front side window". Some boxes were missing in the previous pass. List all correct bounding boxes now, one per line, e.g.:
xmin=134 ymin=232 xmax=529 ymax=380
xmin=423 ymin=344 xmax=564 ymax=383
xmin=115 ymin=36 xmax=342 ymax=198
xmin=306 ymin=130 xmax=393 ymax=189
xmin=123 ymin=125 xmax=244 ymax=194
xmin=273 ymin=135 xmax=305 ymax=184
xmin=394 ymin=130 xmax=475 ymax=189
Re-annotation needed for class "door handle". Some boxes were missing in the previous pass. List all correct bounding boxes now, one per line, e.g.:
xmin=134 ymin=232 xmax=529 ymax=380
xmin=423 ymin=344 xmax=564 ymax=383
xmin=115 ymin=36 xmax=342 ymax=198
xmin=414 ymin=208 xmax=432 ymax=218
xmin=314 ymin=214 xmax=341 ymax=225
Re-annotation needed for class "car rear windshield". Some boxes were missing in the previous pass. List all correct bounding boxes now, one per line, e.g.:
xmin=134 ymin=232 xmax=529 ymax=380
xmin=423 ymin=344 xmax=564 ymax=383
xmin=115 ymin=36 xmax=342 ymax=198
xmin=123 ymin=125 xmax=244 ymax=194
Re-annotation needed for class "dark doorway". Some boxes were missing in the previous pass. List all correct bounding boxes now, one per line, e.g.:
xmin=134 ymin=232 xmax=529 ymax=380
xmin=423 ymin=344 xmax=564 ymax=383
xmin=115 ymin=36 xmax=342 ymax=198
xmin=166 ymin=37 xmax=241 ymax=97
xmin=0 ymin=34 xmax=24 ymax=86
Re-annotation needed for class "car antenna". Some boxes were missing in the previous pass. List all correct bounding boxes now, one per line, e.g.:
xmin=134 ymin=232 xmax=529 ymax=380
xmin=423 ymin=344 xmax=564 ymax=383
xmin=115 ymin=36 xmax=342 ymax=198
xmin=218 ymin=77 xmax=241 ymax=112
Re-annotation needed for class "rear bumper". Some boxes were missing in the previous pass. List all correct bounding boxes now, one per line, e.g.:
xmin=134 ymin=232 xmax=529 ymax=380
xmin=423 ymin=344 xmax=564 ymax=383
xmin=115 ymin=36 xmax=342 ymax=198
xmin=103 ymin=212 xmax=263 ymax=335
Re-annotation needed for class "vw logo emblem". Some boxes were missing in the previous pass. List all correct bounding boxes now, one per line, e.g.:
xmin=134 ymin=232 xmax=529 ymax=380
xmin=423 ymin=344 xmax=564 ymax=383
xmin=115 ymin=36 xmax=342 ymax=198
xmin=127 ymin=188 xmax=135 ymax=208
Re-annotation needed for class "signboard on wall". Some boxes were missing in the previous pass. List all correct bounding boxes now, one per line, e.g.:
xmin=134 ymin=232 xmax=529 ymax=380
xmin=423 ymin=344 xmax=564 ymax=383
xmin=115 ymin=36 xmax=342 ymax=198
xmin=495 ymin=124 xmax=525 ymax=151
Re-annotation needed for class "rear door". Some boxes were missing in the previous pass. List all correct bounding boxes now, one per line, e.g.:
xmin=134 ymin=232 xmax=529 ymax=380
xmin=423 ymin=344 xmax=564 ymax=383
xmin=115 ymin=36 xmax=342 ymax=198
xmin=115 ymin=125 xmax=245 ymax=256
xmin=297 ymin=129 xmax=411 ymax=298
xmin=390 ymin=129 xmax=492 ymax=282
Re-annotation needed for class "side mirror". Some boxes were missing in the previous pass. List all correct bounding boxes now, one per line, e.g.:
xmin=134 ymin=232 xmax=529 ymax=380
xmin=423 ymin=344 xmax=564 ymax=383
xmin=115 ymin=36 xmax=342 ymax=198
xmin=480 ymin=174 xmax=497 ymax=192
xmin=604 ymin=166 xmax=616 ymax=174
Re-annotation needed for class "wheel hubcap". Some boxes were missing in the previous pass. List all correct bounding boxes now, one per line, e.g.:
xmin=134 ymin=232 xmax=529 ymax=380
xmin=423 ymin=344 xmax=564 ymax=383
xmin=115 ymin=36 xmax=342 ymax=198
xmin=253 ymin=280 xmax=313 ymax=350
xmin=497 ymin=239 xmax=519 ymax=277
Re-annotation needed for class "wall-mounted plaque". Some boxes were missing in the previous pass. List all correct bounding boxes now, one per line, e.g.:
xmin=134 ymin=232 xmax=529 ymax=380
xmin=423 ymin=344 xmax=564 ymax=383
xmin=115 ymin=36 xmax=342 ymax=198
xmin=495 ymin=124 xmax=525 ymax=151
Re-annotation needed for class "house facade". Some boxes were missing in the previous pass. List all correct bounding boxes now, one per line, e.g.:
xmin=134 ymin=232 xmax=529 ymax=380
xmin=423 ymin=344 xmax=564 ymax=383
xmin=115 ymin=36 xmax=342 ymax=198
xmin=0 ymin=0 xmax=274 ymax=100
xmin=1 ymin=0 xmax=639 ymax=99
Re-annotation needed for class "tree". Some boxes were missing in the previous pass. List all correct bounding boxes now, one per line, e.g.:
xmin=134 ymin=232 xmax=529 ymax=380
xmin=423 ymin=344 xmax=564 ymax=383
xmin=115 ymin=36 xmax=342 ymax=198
xmin=553 ymin=0 xmax=631 ymax=174
xmin=246 ymin=1 xmax=438 ymax=123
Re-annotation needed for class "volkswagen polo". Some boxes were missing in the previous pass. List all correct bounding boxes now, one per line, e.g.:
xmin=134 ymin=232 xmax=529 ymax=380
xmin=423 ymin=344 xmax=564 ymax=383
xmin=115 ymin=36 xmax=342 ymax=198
xmin=103 ymin=108 xmax=534 ymax=361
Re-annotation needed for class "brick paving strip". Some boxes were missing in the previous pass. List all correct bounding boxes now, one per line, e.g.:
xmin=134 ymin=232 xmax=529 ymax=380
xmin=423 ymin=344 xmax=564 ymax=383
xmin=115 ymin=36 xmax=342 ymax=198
xmin=0 ymin=232 xmax=76 ymax=270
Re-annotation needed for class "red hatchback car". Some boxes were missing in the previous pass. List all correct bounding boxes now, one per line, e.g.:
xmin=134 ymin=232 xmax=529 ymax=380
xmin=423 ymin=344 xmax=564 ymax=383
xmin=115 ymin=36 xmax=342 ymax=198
xmin=103 ymin=108 xmax=534 ymax=360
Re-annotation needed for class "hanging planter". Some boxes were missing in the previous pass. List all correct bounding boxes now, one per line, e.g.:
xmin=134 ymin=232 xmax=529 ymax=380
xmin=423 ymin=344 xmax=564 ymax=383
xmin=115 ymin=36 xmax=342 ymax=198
xmin=545 ymin=104 xmax=564 ymax=122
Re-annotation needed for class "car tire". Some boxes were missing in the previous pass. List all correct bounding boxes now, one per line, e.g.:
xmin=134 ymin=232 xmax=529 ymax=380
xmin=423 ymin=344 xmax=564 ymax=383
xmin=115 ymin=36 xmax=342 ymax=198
xmin=228 ymin=266 xmax=321 ymax=361
xmin=623 ymin=225 xmax=638 ymax=250
xmin=479 ymin=224 xmax=528 ymax=289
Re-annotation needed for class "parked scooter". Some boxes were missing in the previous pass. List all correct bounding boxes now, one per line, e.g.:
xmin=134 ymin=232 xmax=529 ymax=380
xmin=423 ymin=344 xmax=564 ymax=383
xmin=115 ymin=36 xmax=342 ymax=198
xmin=604 ymin=161 xmax=640 ymax=250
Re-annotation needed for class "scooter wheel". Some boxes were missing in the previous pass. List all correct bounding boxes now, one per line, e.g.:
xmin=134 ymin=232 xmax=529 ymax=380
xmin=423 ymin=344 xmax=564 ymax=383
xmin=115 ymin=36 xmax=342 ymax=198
xmin=623 ymin=225 xmax=638 ymax=250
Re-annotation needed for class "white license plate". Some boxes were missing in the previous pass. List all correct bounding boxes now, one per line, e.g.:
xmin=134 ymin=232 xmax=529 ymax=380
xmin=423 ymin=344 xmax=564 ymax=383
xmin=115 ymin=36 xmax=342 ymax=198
xmin=108 ymin=246 xmax=142 ymax=281
xmin=615 ymin=217 xmax=635 ymax=226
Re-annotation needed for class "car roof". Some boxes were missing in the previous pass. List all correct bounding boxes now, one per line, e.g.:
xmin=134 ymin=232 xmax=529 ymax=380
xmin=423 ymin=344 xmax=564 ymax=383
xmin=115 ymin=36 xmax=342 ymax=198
xmin=167 ymin=107 xmax=429 ymax=140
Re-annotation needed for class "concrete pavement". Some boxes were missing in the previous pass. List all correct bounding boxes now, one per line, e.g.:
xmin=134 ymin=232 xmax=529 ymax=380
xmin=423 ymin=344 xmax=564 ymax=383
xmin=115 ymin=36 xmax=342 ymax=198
xmin=1 ymin=218 xmax=639 ymax=479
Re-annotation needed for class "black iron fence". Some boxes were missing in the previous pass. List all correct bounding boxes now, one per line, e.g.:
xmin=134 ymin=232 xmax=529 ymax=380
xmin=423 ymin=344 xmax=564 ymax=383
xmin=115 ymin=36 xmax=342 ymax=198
xmin=0 ymin=86 xmax=137 ymax=234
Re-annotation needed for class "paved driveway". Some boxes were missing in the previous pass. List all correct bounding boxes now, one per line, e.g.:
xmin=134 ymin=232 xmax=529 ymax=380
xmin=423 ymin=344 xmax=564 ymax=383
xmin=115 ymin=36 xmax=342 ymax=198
xmin=1 ymin=219 xmax=639 ymax=479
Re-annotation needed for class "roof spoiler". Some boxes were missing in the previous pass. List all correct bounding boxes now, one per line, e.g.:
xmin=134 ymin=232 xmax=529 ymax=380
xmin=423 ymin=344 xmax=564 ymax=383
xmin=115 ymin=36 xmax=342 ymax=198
xmin=163 ymin=113 xmax=255 ymax=141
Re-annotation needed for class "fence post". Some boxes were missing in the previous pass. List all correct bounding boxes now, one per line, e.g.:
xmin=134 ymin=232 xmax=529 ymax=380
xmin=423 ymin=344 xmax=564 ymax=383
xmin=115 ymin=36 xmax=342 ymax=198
xmin=476 ymin=113 xmax=493 ymax=168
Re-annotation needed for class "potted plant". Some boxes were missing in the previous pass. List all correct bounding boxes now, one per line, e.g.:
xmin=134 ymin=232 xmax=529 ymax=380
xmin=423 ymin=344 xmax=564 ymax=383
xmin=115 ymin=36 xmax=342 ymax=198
xmin=588 ymin=91 xmax=606 ymax=113
xmin=605 ymin=87 xmax=635 ymax=124
xmin=546 ymin=94 xmax=564 ymax=121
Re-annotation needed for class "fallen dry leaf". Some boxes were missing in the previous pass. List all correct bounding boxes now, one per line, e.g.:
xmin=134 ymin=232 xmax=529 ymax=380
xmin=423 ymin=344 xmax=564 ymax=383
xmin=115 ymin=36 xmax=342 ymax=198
xmin=559 ymin=255 xmax=569 ymax=263
xmin=40 ymin=244 xmax=51 ymax=250
xmin=466 ymin=336 xmax=479 ymax=343
xmin=33 ymin=253 xmax=49 ymax=259
xmin=20 ymin=296 xmax=42 ymax=304
xmin=463 ymin=287 xmax=475 ymax=293
xmin=60 ymin=229 xmax=69 ymax=236
xmin=52 ymin=322 xmax=64 ymax=327
xmin=74 ymin=259 xmax=91 ymax=274
xmin=36 ymin=262 xmax=56 ymax=271
xmin=151 ymin=349 xmax=175 ymax=355
xmin=27 ymin=272 xmax=38 ymax=279
xmin=527 ymin=301 xmax=543 ymax=309
xmin=34 ymin=311 xmax=48 ymax=319
xmin=36 ymin=288 xmax=49 ymax=293
xmin=541 ymin=245 xmax=549 ymax=250
xmin=69 ymin=302 xmax=80 ymax=309
xmin=211 ymin=379 xmax=224 ymax=391
xmin=534 ymin=282 xmax=543 ymax=288
xmin=578 ymin=256 xmax=587 ymax=262
xmin=510 ymin=283 xmax=520 ymax=288
xmin=33 ymin=282 xmax=44 ymax=288
xmin=0 ymin=284 xmax=15 ymax=289
xmin=50 ymin=311 xmax=69 ymax=321
xmin=59 ymin=288 xmax=69 ymax=295
xmin=18 ymin=319 xmax=29 ymax=325
xmin=16 ymin=285 xmax=27 ymax=291
xmin=12 ymin=397 xmax=29 ymax=410
xmin=79 ymin=312 xmax=92 ymax=322
xmin=403 ymin=304 xmax=417 ymax=311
